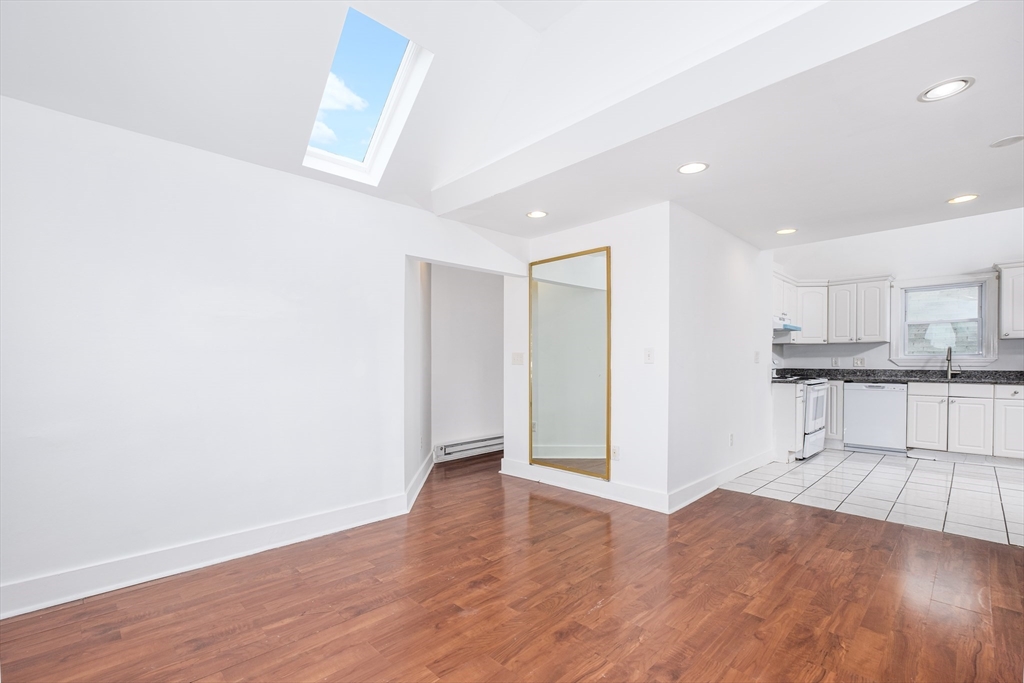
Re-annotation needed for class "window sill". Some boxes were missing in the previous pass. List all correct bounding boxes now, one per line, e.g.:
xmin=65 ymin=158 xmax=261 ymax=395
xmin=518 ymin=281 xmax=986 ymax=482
xmin=889 ymin=357 xmax=997 ymax=369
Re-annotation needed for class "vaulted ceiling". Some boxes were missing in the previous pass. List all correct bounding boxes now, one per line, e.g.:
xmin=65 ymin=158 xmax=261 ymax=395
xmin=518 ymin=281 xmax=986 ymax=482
xmin=2 ymin=0 xmax=1020 ymax=248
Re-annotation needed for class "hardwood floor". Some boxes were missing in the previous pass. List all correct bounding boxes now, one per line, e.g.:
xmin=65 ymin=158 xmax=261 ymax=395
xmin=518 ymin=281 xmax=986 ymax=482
xmin=1 ymin=453 xmax=1021 ymax=682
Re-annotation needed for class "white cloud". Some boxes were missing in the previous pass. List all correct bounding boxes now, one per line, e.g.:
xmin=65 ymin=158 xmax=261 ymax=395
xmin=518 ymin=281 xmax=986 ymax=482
xmin=310 ymin=120 xmax=338 ymax=145
xmin=320 ymin=72 xmax=368 ymax=111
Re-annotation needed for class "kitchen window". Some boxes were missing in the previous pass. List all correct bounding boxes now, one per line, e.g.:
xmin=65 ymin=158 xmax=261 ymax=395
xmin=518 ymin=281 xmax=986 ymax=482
xmin=890 ymin=273 xmax=998 ymax=367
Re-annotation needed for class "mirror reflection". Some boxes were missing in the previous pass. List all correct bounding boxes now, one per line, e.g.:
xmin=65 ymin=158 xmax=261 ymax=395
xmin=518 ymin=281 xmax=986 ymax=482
xmin=530 ymin=247 xmax=610 ymax=480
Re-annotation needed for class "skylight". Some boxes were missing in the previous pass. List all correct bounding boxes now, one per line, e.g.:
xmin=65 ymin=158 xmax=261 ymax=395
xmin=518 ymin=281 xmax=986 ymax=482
xmin=303 ymin=9 xmax=432 ymax=186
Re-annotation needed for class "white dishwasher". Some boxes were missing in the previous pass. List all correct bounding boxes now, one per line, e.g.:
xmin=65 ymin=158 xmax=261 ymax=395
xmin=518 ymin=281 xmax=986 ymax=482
xmin=844 ymin=383 xmax=908 ymax=453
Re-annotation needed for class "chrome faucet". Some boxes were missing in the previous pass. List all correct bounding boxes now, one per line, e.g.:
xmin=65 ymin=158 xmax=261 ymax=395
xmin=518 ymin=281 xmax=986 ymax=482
xmin=945 ymin=347 xmax=961 ymax=380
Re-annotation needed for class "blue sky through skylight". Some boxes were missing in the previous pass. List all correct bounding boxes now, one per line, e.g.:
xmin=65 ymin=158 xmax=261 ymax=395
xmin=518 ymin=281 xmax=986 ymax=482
xmin=309 ymin=9 xmax=409 ymax=162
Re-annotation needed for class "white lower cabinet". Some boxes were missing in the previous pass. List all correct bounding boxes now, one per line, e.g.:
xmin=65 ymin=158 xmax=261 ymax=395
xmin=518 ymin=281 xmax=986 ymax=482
xmin=907 ymin=395 xmax=948 ymax=450
xmin=994 ymin=399 xmax=1024 ymax=459
xmin=948 ymin=397 xmax=994 ymax=456
xmin=826 ymin=380 xmax=844 ymax=441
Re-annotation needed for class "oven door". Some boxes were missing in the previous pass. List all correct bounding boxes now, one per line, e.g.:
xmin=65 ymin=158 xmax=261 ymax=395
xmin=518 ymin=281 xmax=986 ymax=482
xmin=804 ymin=383 xmax=828 ymax=434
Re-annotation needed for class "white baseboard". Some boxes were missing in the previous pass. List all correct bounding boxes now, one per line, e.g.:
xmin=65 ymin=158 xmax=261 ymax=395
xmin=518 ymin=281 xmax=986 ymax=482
xmin=667 ymin=448 xmax=775 ymax=514
xmin=0 ymin=492 xmax=410 ymax=620
xmin=499 ymin=458 xmax=669 ymax=513
xmin=406 ymin=454 xmax=434 ymax=509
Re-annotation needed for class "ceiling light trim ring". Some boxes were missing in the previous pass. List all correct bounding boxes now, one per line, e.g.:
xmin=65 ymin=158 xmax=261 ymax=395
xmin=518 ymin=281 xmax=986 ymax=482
xmin=917 ymin=76 xmax=975 ymax=102
xmin=677 ymin=162 xmax=709 ymax=174
xmin=947 ymin=194 xmax=978 ymax=204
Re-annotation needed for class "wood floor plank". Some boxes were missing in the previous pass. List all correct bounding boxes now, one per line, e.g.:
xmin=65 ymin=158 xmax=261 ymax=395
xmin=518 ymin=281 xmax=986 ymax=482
xmin=1 ymin=453 xmax=1022 ymax=683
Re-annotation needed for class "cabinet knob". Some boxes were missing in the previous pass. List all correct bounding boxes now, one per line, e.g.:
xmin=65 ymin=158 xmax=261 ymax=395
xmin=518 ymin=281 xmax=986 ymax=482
xmin=951 ymin=399 xmax=956 ymax=403
xmin=940 ymin=399 xmax=946 ymax=403
xmin=1005 ymin=333 xmax=1011 ymax=337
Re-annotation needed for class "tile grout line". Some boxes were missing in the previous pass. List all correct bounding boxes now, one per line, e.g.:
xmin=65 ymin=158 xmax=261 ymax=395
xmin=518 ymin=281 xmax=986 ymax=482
xmin=748 ymin=450 xmax=854 ymax=501
xmin=992 ymin=465 xmax=1011 ymax=545
xmin=792 ymin=451 xmax=858 ymax=503
xmin=832 ymin=453 xmax=914 ymax=519
xmin=946 ymin=463 xmax=1009 ymax=544
xmin=830 ymin=454 xmax=889 ymax=512
xmin=746 ymin=451 xmax=847 ymax=497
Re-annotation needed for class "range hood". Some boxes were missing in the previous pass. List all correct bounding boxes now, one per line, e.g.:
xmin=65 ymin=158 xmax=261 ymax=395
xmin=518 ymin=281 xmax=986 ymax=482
xmin=773 ymin=315 xmax=801 ymax=332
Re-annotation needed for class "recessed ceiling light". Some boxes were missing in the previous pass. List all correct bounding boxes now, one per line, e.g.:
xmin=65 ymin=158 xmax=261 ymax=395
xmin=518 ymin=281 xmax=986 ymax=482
xmin=991 ymin=135 xmax=1024 ymax=148
xmin=918 ymin=77 xmax=974 ymax=102
xmin=677 ymin=162 xmax=708 ymax=174
xmin=776 ymin=228 xmax=797 ymax=235
xmin=526 ymin=210 xmax=547 ymax=218
xmin=947 ymin=194 xmax=978 ymax=204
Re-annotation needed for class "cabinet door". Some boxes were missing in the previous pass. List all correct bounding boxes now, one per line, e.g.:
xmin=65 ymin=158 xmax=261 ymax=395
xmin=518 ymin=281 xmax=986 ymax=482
xmin=948 ymin=397 xmax=994 ymax=456
xmin=826 ymin=381 xmax=844 ymax=441
xmin=828 ymin=284 xmax=856 ymax=343
xmin=794 ymin=287 xmax=828 ymax=344
xmin=783 ymin=282 xmax=798 ymax=320
xmin=907 ymin=395 xmax=948 ymax=451
xmin=994 ymin=399 xmax=1024 ymax=459
xmin=1000 ymin=266 xmax=1024 ymax=340
xmin=857 ymin=280 xmax=890 ymax=343
xmin=772 ymin=277 xmax=785 ymax=318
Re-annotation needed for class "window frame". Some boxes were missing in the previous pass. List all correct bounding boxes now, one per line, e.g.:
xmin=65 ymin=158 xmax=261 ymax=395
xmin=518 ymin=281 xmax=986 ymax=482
xmin=302 ymin=29 xmax=432 ymax=187
xmin=889 ymin=272 xmax=999 ymax=368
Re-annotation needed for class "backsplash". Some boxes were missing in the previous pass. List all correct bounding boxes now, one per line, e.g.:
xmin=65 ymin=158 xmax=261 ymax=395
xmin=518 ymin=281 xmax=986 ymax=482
xmin=773 ymin=339 xmax=1024 ymax=371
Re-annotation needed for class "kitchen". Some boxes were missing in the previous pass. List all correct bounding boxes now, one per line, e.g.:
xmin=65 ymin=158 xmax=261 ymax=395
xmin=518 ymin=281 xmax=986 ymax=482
xmin=722 ymin=208 xmax=1024 ymax=545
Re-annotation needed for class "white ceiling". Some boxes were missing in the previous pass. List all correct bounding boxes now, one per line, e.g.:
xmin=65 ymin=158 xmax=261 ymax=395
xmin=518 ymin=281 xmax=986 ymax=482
xmin=2 ymin=0 xmax=1020 ymax=250
xmin=440 ymin=0 xmax=1024 ymax=248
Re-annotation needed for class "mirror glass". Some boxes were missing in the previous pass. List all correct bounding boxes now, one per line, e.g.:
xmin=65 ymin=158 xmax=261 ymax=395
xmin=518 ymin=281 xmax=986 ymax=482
xmin=530 ymin=248 xmax=610 ymax=480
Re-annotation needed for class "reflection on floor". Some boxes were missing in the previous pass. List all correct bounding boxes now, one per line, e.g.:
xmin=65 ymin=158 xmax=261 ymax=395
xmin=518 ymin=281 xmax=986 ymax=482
xmin=535 ymin=458 xmax=607 ymax=475
xmin=722 ymin=449 xmax=1024 ymax=546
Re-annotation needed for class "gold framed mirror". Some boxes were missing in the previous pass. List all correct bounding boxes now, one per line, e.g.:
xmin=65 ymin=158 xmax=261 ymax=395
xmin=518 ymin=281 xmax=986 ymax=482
xmin=529 ymin=247 xmax=611 ymax=480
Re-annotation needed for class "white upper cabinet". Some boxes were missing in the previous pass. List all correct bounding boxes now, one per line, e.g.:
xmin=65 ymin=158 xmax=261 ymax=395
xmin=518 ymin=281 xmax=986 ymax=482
xmin=772 ymin=276 xmax=786 ymax=317
xmin=794 ymin=287 xmax=828 ymax=344
xmin=998 ymin=264 xmax=1024 ymax=340
xmin=784 ymin=281 xmax=798 ymax=320
xmin=826 ymin=279 xmax=891 ymax=344
xmin=828 ymin=284 xmax=856 ymax=343
xmin=856 ymin=280 xmax=890 ymax=343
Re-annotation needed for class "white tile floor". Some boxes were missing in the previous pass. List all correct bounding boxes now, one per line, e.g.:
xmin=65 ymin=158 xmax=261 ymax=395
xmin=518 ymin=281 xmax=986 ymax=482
xmin=721 ymin=449 xmax=1024 ymax=546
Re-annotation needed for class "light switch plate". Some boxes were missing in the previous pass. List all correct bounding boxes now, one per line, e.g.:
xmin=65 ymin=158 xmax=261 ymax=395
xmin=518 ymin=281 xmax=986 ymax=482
xmin=511 ymin=352 xmax=524 ymax=366
xmin=611 ymin=446 xmax=620 ymax=461
xmin=831 ymin=357 xmax=840 ymax=367
xmin=853 ymin=357 xmax=865 ymax=367
xmin=644 ymin=348 xmax=654 ymax=364
xmin=754 ymin=351 xmax=760 ymax=364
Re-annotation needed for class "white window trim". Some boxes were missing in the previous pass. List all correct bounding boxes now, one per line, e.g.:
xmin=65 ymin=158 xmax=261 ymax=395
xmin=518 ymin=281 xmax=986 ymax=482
xmin=302 ymin=41 xmax=433 ymax=187
xmin=889 ymin=272 xmax=999 ymax=368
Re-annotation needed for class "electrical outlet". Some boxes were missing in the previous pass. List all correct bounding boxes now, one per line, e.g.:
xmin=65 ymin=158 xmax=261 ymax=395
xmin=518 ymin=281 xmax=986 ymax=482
xmin=753 ymin=351 xmax=760 ymax=364
xmin=831 ymin=357 xmax=840 ymax=367
xmin=729 ymin=433 xmax=734 ymax=447
xmin=853 ymin=357 xmax=866 ymax=367
xmin=611 ymin=446 xmax=620 ymax=461
xmin=511 ymin=352 xmax=524 ymax=365
xmin=644 ymin=348 xmax=654 ymax=364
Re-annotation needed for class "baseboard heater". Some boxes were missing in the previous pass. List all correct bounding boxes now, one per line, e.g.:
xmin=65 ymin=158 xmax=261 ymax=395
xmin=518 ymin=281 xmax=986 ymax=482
xmin=433 ymin=434 xmax=503 ymax=463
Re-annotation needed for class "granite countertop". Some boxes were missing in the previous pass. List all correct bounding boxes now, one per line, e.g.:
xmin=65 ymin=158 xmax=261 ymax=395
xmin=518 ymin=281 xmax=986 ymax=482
xmin=772 ymin=369 xmax=1024 ymax=385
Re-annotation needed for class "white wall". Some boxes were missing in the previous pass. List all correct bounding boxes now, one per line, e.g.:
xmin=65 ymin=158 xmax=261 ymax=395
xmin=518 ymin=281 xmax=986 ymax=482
xmin=430 ymin=264 xmax=503 ymax=448
xmin=773 ymin=209 xmax=1024 ymax=370
xmin=0 ymin=97 xmax=527 ymax=618
xmin=404 ymin=259 xmax=432 ymax=497
xmin=502 ymin=204 xmax=672 ymax=511
xmin=668 ymin=204 xmax=775 ymax=509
